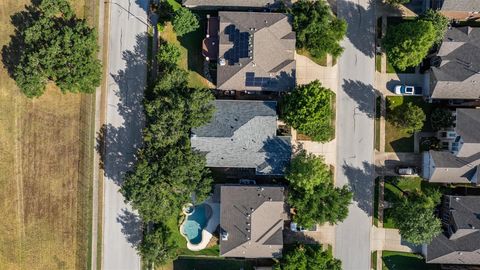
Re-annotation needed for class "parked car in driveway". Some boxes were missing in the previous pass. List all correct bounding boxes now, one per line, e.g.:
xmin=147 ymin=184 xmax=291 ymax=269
xmin=394 ymin=85 xmax=423 ymax=96
xmin=395 ymin=166 xmax=418 ymax=176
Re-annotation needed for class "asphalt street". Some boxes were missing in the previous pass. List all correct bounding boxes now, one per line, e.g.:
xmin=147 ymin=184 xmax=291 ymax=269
xmin=335 ymin=0 xmax=376 ymax=269
xmin=102 ymin=0 xmax=148 ymax=269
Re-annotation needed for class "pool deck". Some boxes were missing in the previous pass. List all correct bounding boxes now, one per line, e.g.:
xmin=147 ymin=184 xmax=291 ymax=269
xmin=184 ymin=199 xmax=220 ymax=251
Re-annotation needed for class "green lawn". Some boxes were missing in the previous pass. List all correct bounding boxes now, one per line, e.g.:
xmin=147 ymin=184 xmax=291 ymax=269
xmin=385 ymin=96 xmax=433 ymax=152
xmin=297 ymin=48 xmax=328 ymax=66
xmin=373 ymin=178 xmax=380 ymax=226
xmin=167 ymin=0 xmax=182 ymax=11
xmin=382 ymin=251 xmax=439 ymax=270
xmin=160 ymin=19 xmax=211 ymax=89
xmin=372 ymin=251 xmax=378 ymax=270
xmin=173 ymin=257 xmax=254 ymax=270
xmin=375 ymin=96 xmax=381 ymax=150
xmin=375 ymin=54 xmax=382 ymax=72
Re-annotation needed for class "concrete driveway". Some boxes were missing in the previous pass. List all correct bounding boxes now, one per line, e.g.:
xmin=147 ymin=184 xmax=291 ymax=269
xmin=375 ymin=152 xmax=422 ymax=176
xmin=102 ymin=1 xmax=148 ymax=269
xmin=375 ymin=72 xmax=429 ymax=96
xmin=295 ymin=53 xmax=338 ymax=92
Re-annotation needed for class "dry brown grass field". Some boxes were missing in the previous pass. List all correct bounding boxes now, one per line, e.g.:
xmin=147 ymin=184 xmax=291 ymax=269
xmin=0 ymin=0 xmax=97 ymax=269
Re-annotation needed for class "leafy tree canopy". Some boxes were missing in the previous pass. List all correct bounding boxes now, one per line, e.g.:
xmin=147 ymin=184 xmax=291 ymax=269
xmin=291 ymin=0 xmax=347 ymax=58
xmin=157 ymin=43 xmax=181 ymax=71
xmin=172 ymin=8 xmax=199 ymax=36
xmin=420 ymin=9 xmax=450 ymax=45
xmin=431 ymin=108 xmax=454 ymax=130
xmin=389 ymin=102 xmax=426 ymax=134
xmin=383 ymin=20 xmax=436 ymax=71
xmin=275 ymin=244 xmax=342 ymax=270
xmin=282 ymin=80 xmax=335 ymax=142
xmin=392 ymin=192 xmax=442 ymax=245
xmin=4 ymin=0 xmax=101 ymax=97
xmin=286 ymin=150 xmax=352 ymax=228
xmin=139 ymin=223 xmax=178 ymax=267
xmin=286 ymin=150 xmax=332 ymax=193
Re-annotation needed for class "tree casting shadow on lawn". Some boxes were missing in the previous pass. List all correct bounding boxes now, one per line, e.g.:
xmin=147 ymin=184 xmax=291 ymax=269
xmin=96 ymin=33 xmax=147 ymax=186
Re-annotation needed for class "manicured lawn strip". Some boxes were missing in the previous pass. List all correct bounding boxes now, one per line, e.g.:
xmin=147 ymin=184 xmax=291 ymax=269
xmin=160 ymin=20 xmax=210 ymax=89
xmin=375 ymin=96 xmax=381 ymax=150
xmin=372 ymin=251 xmax=378 ymax=270
xmin=382 ymin=251 xmax=439 ymax=270
xmin=373 ymin=178 xmax=380 ymax=226
xmin=385 ymin=96 xmax=433 ymax=152
xmin=375 ymin=54 xmax=382 ymax=72
xmin=174 ymin=257 xmax=254 ymax=270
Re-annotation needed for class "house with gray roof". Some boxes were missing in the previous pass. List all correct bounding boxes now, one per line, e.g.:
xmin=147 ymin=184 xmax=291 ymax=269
xmin=211 ymin=12 xmax=296 ymax=92
xmin=428 ymin=26 xmax=480 ymax=100
xmin=423 ymin=109 xmax=480 ymax=184
xmin=430 ymin=0 xmax=480 ymax=20
xmin=424 ymin=195 xmax=480 ymax=265
xmin=182 ymin=0 xmax=289 ymax=10
xmin=219 ymin=185 xmax=287 ymax=258
xmin=191 ymin=100 xmax=291 ymax=176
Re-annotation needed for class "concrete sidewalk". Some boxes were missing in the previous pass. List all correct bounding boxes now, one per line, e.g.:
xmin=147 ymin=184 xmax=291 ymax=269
xmin=295 ymin=53 xmax=338 ymax=92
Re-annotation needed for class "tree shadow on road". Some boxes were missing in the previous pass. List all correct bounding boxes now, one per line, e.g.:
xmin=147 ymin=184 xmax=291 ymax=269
xmin=341 ymin=161 xmax=375 ymax=216
xmin=96 ymin=33 xmax=147 ymax=185
xmin=342 ymin=79 xmax=381 ymax=119
xmin=117 ymin=208 xmax=143 ymax=248
xmin=337 ymin=0 xmax=376 ymax=58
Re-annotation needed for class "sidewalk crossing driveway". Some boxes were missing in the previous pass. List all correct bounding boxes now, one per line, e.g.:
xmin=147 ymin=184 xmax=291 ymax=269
xmin=295 ymin=53 xmax=338 ymax=92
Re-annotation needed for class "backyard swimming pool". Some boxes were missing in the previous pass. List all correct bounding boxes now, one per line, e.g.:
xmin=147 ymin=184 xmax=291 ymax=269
xmin=181 ymin=204 xmax=211 ymax=245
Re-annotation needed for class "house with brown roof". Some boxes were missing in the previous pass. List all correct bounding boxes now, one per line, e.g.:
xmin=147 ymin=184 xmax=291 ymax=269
xmin=202 ymin=12 xmax=296 ymax=92
xmin=219 ymin=185 xmax=287 ymax=258
xmin=430 ymin=0 xmax=480 ymax=20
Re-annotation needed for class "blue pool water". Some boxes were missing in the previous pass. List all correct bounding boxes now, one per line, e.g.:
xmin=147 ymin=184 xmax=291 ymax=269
xmin=182 ymin=204 xmax=209 ymax=245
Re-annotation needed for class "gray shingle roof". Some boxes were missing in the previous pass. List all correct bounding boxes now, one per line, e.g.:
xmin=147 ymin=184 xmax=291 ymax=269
xmin=435 ymin=0 xmax=480 ymax=12
xmin=216 ymin=12 xmax=296 ymax=91
xmin=426 ymin=196 xmax=480 ymax=264
xmin=191 ymin=100 xmax=291 ymax=175
xmin=456 ymin=109 xmax=480 ymax=144
xmin=219 ymin=185 xmax=286 ymax=258
xmin=430 ymin=27 xmax=480 ymax=99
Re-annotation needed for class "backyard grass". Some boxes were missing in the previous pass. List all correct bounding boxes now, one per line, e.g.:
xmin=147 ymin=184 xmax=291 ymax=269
xmin=160 ymin=20 xmax=211 ymax=89
xmin=382 ymin=251 xmax=439 ymax=270
xmin=0 ymin=1 xmax=97 ymax=269
xmin=385 ymin=96 xmax=433 ymax=152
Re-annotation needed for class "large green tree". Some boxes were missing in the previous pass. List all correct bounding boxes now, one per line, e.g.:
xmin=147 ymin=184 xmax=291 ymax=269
xmin=383 ymin=20 xmax=436 ymax=71
xmin=275 ymin=244 xmax=342 ymax=270
xmin=172 ymin=8 xmax=199 ymax=36
xmin=282 ymin=80 xmax=335 ymax=142
xmin=286 ymin=151 xmax=352 ymax=228
xmin=389 ymin=102 xmax=426 ymax=133
xmin=291 ymin=0 xmax=347 ymax=59
xmin=139 ymin=224 xmax=177 ymax=267
xmin=6 ymin=0 xmax=101 ymax=97
xmin=392 ymin=192 xmax=442 ymax=245
xmin=420 ymin=9 xmax=450 ymax=45
xmin=286 ymin=150 xmax=332 ymax=193
xmin=431 ymin=108 xmax=454 ymax=130
xmin=385 ymin=0 xmax=411 ymax=5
